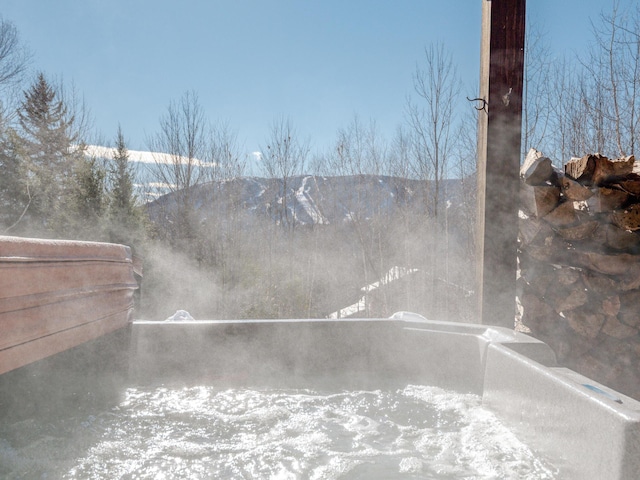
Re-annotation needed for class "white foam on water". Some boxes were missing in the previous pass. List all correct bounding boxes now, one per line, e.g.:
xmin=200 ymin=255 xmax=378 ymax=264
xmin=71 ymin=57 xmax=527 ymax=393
xmin=0 ymin=385 xmax=558 ymax=479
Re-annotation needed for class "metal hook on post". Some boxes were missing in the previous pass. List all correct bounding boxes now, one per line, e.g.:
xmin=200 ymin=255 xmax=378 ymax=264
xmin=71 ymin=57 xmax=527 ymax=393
xmin=467 ymin=96 xmax=488 ymax=113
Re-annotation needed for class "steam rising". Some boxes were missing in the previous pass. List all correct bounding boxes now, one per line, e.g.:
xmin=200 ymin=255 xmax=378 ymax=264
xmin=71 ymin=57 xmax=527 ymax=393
xmin=140 ymin=174 xmax=477 ymax=322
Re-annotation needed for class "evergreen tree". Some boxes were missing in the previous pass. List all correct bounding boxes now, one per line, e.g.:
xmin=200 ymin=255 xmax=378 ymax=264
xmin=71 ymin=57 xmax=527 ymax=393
xmin=109 ymin=125 xmax=135 ymax=218
xmin=0 ymin=120 xmax=29 ymax=232
xmin=16 ymin=72 xmax=79 ymax=234
xmin=61 ymin=153 xmax=106 ymax=240
xmin=106 ymin=126 xmax=147 ymax=248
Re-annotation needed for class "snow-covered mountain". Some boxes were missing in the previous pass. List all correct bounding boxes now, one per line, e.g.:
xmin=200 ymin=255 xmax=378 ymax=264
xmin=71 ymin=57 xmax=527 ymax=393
xmin=146 ymin=174 xmax=472 ymax=227
xmin=86 ymin=145 xmax=473 ymax=220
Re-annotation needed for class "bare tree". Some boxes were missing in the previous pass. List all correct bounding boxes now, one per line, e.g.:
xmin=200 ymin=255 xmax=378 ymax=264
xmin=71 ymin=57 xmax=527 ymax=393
xmin=402 ymin=44 xmax=463 ymax=319
xmin=329 ymin=115 xmax=387 ymax=176
xmin=405 ymin=43 xmax=461 ymax=219
xmin=0 ymin=17 xmax=30 ymax=88
xmin=147 ymin=91 xmax=210 ymax=244
xmin=522 ymin=22 xmax=552 ymax=157
xmin=325 ymin=116 xmax=393 ymax=315
xmin=456 ymin=94 xmax=479 ymax=249
xmin=199 ymin=122 xmax=246 ymax=288
xmin=521 ymin=4 xmax=639 ymax=162
xmin=575 ymin=1 xmax=640 ymax=157
xmin=56 ymin=77 xmax=94 ymax=146
xmin=388 ymin=125 xmax=413 ymax=180
xmin=259 ymin=116 xmax=309 ymax=230
xmin=0 ymin=16 xmax=31 ymax=121
xmin=207 ymin=121 xmax=246 ymax=181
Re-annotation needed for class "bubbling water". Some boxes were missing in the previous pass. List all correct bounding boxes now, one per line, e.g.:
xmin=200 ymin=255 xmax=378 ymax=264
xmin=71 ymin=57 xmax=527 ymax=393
xmin=0 ymin=385 xmax=557 ymax=479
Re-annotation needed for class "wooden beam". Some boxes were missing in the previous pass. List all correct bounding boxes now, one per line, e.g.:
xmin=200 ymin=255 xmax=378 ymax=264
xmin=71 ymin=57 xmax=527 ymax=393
xmin=476 ymin=0 xmax=526 ymax=327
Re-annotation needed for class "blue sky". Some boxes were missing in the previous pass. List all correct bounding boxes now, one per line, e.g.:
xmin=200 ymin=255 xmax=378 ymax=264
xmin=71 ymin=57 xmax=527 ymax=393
xmin=1 ymin=0 xmax=633 ymax=166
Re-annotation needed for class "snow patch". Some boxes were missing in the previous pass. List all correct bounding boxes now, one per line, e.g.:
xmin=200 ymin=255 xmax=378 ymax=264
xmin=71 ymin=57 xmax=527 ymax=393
xmin=295 ymin=176 xmax=329 ymax=225
xmin=328 ymin=266 xmax=419 ymax=319
xmin=165 ymin=310 xmax=195 ymax=321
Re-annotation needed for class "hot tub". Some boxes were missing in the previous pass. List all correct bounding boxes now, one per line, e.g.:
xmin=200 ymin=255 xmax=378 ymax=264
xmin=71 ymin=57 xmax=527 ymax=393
xmin=2 ymin=314 xmax=640 ymax=479
xmin=129 ymin=313 xmax=640 ymax=479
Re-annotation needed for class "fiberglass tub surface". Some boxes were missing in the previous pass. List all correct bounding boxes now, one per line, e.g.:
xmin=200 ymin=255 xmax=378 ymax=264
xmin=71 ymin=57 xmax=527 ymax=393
xmin=130 ymin=314 xmax=640 ymax=480
xmin=0 ymin=235 xmax=139 ymax=375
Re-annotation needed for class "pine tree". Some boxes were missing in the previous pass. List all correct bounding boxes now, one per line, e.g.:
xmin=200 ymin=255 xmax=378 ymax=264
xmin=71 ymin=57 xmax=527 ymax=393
xmin=106 ymin=126 xmax=147 ymax=248
xmin=16 ymin=72 xmax=78 ymax=233
xmin=63 ymin=153 xmax=106 ymax=240
xmin=109 ymin=125 xmax=135 ymax=218
xmin=18 ymin=73 xmax=74 ymax=164
xmin=0 ymin=121 xmax=29 ymax=232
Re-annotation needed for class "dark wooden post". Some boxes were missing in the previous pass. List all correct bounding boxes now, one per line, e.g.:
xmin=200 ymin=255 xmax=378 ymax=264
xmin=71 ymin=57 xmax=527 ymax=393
xmin=476 ymin=0 xmax=526 ymax=327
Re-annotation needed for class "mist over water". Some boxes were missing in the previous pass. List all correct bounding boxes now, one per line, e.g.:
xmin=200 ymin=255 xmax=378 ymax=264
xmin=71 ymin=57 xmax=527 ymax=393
xmin=0 ymin=385 xmax=557 ymax=479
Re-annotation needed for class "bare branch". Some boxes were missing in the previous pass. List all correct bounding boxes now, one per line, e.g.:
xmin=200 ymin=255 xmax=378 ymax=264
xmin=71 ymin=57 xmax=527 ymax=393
xmin=0 ymin=16 xmax=31 ymax=90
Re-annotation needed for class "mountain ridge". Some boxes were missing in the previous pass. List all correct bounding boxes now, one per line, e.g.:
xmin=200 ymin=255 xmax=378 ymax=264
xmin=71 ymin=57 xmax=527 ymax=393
xmin=146 ymin=174 xmax=472 ymax=227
